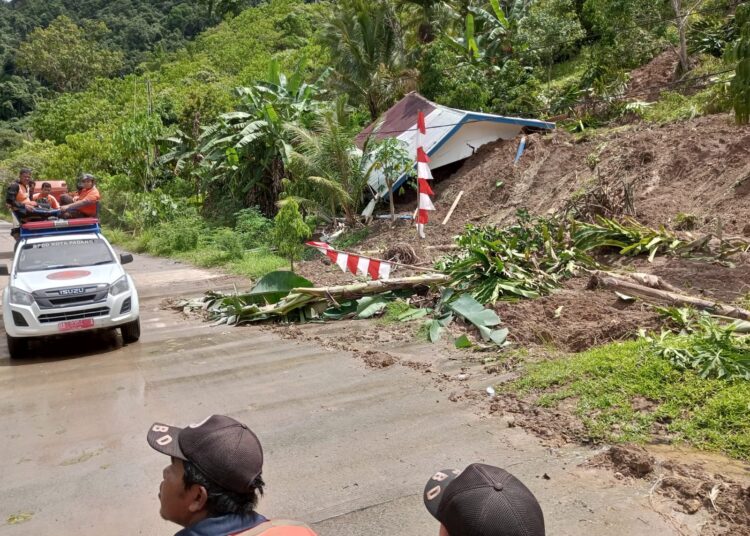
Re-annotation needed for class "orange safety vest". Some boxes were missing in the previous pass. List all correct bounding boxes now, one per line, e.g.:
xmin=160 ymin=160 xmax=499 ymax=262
xmin=232 ymin=519 xmax=317 ymax=536
xmin=16 ymin=183 xmax=31 ymax=205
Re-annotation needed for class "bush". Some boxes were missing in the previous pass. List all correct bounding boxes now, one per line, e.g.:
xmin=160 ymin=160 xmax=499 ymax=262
xmin=488 ymin=60 xmax=543 ymax=117
xmin=234 ymin=207 xmax=273 ymax=248
xmin=211 ymin=228 xmax=244 ymax=260
xmin=138 ymin=217 xmax=203 ymax=255
xmin=101 ymin=188 xmax=199 ymax=232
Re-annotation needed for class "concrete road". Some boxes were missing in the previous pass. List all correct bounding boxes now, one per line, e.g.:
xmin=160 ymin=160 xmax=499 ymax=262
xmin=0 ymin=221 xmax=691 ymax=535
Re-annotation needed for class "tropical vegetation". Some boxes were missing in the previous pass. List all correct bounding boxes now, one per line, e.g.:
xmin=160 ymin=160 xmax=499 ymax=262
xmin=0 ymin=0 xmax=746 ymax=274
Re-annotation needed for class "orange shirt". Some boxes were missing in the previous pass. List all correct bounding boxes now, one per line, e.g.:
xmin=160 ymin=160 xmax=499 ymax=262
xmin=74 ymin=186 xmax=101 ymax=216
xmin=16 ymin=184 xmax=35 ymax=207
xmin=33 ymin=193 xmax=60 ymax=209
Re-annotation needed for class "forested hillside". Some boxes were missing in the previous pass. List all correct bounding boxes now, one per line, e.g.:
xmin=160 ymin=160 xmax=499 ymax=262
xmin=0 ymin=0 xmax=263 ymax=121
xmin=0 ymin=0 xmax=747 ymax=276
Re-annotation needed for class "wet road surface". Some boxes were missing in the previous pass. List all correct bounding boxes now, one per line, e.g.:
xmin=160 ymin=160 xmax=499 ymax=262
xmin=0 ymin=222 xmax=695 ymax=535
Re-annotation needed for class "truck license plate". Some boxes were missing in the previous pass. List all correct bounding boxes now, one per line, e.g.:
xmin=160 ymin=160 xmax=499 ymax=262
xmin=58 ymin=319 xmax=95 ymax=332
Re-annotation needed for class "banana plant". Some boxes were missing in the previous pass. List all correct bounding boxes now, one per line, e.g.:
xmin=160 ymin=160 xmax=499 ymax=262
xmin=194 ymin=59 xmax=328 ymax=215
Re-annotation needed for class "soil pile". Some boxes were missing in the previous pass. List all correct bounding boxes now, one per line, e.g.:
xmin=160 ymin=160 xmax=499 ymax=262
xmin=591 ymin=444 xmax=750 ymax=536
xmin=627 ymin=49 xmax=680 ymax=101
xmin=358 ymin=112 xmax=750 ymax=255
xmin=494 ymin=277 xmax=662 ymax=352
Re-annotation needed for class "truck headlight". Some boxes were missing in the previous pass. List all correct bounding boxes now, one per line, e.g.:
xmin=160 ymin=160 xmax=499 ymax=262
xmin=9 ymin=286 xmax=34 ymax=306
xmin=109 ymin=276 xmax=130 ymax=296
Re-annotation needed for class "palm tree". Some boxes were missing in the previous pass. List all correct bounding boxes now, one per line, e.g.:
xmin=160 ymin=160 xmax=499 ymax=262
xmin=322 ymin=0 xmax=414 ymax=121
xmin=396 ymin=0 xmax=455 ymax=44
xmin=284 ymin=101 xmax=375 ymax=225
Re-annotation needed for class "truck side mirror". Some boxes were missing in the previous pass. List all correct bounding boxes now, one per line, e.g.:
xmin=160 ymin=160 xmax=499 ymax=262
xmin=0 ymin=265 xmax=9 ymax=276
xmin=120 ymin=253 xmax=133 ymax=265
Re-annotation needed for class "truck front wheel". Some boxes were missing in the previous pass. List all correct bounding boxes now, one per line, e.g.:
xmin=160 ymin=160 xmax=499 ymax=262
xmin=121 ymin=318 xmax=140 ymax=344
xmin=7 ymin=334 xmax=28 ymax=359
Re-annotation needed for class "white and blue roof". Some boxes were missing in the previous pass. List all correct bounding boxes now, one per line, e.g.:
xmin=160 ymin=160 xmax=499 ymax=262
xmin=356 ymin=92 xmax=554 ymax=200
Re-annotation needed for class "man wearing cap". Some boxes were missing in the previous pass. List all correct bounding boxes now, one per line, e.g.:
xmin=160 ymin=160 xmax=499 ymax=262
xmin=60 ymin=173 xmax=100 ymax=218
xmin=423 ymin=463 xmax=545 ymax=536
xmin=147 ymin=414 xmax=316 ymax=536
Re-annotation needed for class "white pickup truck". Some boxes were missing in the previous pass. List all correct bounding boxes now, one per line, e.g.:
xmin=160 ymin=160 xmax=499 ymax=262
xmin=1 ymin=219 xmax=140 ymax=359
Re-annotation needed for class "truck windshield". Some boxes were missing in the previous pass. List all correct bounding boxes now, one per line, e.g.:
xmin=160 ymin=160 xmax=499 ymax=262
xmin=17 ymin=238 xmax=114 ymax=272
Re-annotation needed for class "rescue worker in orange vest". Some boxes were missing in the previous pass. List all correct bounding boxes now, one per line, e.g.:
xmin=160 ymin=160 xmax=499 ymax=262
xmin=5 ymin=167 xmax=38 ymax=214
xmin=146 ymin=415 xmax=317 ymax=536
xmin=60 ymin=173 xmax=100 ymax=218
xmin=33 ymin=182 xmax=60 ymax=210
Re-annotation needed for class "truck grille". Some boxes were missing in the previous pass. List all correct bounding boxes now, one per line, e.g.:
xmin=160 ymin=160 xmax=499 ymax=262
xmin=33 ymin=284 xmax=109 ymax=309
xmin=38 ymin=307 xmax=110 ymax=324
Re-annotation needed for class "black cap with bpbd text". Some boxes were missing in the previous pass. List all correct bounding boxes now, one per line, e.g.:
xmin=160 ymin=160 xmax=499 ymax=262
xmin=424 ymin=463 xmax=545 ymax=536
xmin=147 ymin=415 xmax=263 ymax=494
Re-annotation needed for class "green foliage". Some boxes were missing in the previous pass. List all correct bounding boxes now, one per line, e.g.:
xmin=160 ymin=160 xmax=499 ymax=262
xmin=0 ymin=76 xmax=42 ymax=121
xmin=0 ymin=127 xmax=24 ymax=160
xmin=211 ymin=228 xmax=245 ymax=260
xmin=321 ymin=0 xmax=410 ymax=120
xmin=16 ymin=16 xmax=124 ymax=92
xmin=516 ymin=0 xmax=584 ymax=75
xmin=113 ymin=113 xmax=166 ymax=192
xmin=572 ymin=216 xmax=684 ymax=261
xmin=441 ymin=211 xmax=596 ymax=304
xmin=138 ymin=217 xmax=203 ymax=255
xmin=582 ymin=0 xmax=668 ymax=70
xmin=643 ymin=313 xmax=750 ymax=381
xmin=285 ymin=104 xmax=373 ymax=223
xmin=225 ymin=249 xmax=288 ymax=280
xmin=331 ymin=227 xmax=370 ymax=250
xmin=508 ymin=340 xmax=750 ymax=459
xmin=418 ymin=40 xmax=491 ymax=111
xmin=729 ymin=3 xmax=750 ymax=124
xmin=674 ymin=212 xmax=698 ymax=231
xmin=273 ymin=198 xmax=311 ymax=270
xmin=244 ymin=270 xmax=314 ymax=305
xmin=447 ymin=293 xmax=509 ymax=345
xmin=487 ymin=59 xmax=543 ymax=116
xmin=382 ymin=299 xmax=414 ymax=322
xmin=195 ymin=59 xmax=326 ymax=215
xmin=688 ymin=16 xmax=738 ymax=57
xmin=369 ymin=136 xmax=412 ymax=218
xmin=234 ymin=207 xmax=273 ymax=248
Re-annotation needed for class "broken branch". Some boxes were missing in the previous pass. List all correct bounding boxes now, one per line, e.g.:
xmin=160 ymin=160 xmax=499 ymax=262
xmin=589 ymin=274 xmax=750 ymax=321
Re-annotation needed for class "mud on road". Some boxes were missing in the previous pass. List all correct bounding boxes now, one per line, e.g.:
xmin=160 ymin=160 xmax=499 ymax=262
xmin=0 ymin=222 xmax=725 ymax=536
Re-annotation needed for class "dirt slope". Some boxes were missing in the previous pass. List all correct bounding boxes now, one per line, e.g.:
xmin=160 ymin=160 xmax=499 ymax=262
xmin=357 ymin=113 xmax=750 ymax=256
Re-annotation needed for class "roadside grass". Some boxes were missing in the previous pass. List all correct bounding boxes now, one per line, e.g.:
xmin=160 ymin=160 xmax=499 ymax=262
xmin=104 ymin=227 xmax=286 ymax=281
xmin=381 ymin=299 xmax=413 ymax=323
xmin=505 ymin=340 xmax=750 ymax=460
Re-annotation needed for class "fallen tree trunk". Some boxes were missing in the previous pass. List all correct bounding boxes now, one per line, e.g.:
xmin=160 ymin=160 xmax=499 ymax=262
xmin=589 ymin=270 xmax=682 ymax=293
xmin=295 ymin=273 xmax=450 ymax=300
xmin=589 ymin=273 xmax=750 ymax=321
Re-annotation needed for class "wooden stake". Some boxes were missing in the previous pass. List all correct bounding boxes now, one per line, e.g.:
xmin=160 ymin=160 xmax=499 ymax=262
xmin=442 ymin=190 xmax=464 ymax=225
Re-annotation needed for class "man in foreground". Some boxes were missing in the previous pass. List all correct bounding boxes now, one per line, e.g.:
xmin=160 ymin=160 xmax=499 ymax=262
xmin=147 ymin=414 xmax=316 ymax=536
xmin=423 ymin=463 xmax=545 ymax=536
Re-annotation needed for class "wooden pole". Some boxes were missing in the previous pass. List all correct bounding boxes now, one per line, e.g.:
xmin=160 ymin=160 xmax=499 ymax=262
xmin=442 ymin=190 xmax=464 ymax=225
xmin=294 ymin=273 xmax=450 ymax=299
xmin=589 ymin=274 xmax=750 ymax=321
